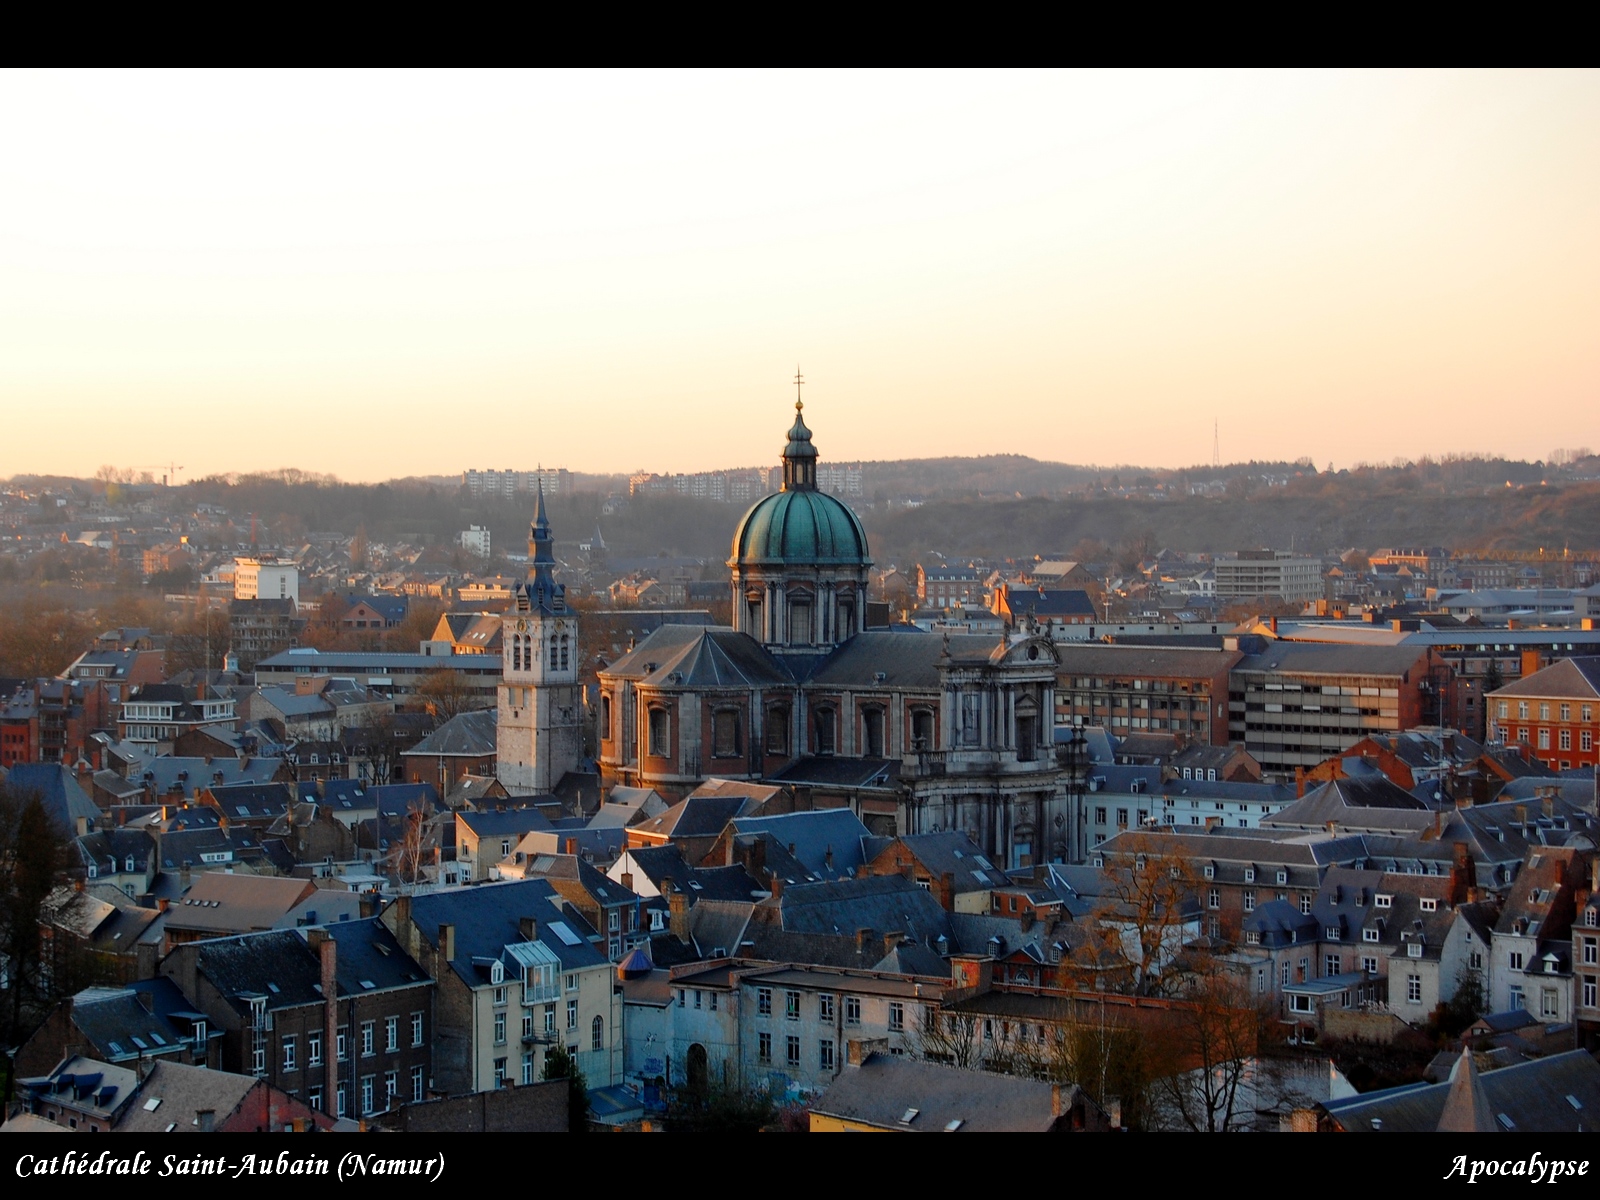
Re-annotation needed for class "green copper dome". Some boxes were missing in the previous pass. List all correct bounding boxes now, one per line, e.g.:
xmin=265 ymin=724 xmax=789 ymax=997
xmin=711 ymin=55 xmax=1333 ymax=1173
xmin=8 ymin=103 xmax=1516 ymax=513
xmin=732 ymin=489 xmax=870 ymax=566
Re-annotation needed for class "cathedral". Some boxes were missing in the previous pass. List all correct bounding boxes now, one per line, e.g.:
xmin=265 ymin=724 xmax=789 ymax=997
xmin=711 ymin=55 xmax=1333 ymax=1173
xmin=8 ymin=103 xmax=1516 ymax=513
xmin=586 ymin=394 xmax=1078 ymax=869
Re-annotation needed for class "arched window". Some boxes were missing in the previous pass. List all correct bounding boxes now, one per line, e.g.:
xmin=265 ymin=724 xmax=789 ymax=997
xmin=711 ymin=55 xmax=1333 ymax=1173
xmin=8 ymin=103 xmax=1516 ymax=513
xmin=862 ymin=706 xmax=885 ymax=757
xmin=559 ymin=634 xmax=570 ymax=671
xmin=766 ymin=707 xmax=790 ymax=756
xmin=591 ymin=1014 xmax=604 ymax=1053
xmin=814 ymin=707 xmax=835 ymax=755
xmin=648 ymin=708 xmax=672 ymax=759
xmin=713 ymin=709 xmax=741 ymax=758
xmin=911 ymin=707 xmax=935 ymax=751
xmin=549 ymin=636 xmax=559 ymax=670
xmin=600 ymin=692 xmax=613 ymax=742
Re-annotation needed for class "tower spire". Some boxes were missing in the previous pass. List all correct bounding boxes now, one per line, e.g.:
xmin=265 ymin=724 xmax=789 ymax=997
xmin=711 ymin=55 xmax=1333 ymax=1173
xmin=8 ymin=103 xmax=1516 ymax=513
xmin=781 ymin=371 xmax=818 ymax=492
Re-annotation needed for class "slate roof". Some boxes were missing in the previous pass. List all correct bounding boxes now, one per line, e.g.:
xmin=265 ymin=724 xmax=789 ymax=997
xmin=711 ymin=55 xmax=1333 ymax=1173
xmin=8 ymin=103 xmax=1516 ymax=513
xmin=725 ymin=809 xmax=872 ymax=879
xmin=65 ymin=980 xmax=195 ymax=1063
xmin=164 ymin=873 xmax=317 ymax=935
xmin=112 ymin=1060 xmax=265 ymax=1132
xmin=1054 ymin=642 xmax=1240 ymax=678
xmin=775 ymin=874 xmax=953 ymax=944
xmin=186 ymin=918 xmax=428 ymax=1016
xmin=633 ymin=793 xmax=764 ymax=841
xmin=139 ymin=756 xmax=286 ymax=800
xmin=458 ymin=807 xmax=554 ymax=839
xmin=602 ymin=625 xmax=792 ymax=687
xmin=404 ymin=709 xmax=498 ymax=757
xmin=1321 ymin=1050 xmax=1600 ymax=1132
xmin=768 ymin=757 xmax=900 ymax=788
xmin=811 ymin=1054 xmax=1088 ymax=1132
xmin=1234 ymin=642 xmax=1431 ymax=678
xmin=205 ymin=781 xmax=294 ymax=820
xmin=1262 ymin=777 xmax=1435 ymax=834
xmin=879 ymin=830 xmax=995 ymax=894
xmin=1312 ymin=867 xmax=1454 ymax=959
xmin=1488 ymin=656 xmax=1600 ymax=700
xmin=5 ymin=763 xmax=101 ymax=832
xmin=406 ymin=878 xmax=609 ymax=982
xmin=154 ymin=826 xmax=261 ymax=870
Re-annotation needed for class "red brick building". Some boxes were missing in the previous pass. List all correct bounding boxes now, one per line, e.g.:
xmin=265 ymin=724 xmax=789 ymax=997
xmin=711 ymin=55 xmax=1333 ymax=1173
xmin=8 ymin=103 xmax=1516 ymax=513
xmin=1488 ymin=656 xmax=1600 ymax=771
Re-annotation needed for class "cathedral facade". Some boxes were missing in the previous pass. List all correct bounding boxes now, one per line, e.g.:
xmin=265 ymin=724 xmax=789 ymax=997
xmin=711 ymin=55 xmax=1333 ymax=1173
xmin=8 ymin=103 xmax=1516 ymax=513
xmin=594 ymin=397 xmax=1078 ymax=869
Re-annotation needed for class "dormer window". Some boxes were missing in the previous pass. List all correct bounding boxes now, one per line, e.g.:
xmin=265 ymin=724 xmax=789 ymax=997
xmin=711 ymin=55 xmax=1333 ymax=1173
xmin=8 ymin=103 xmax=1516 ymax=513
xmin=1363 ymin=927 xmax=1380 ymax=943
xmin=1244 ymin=868 xmax=1255 ymax=883
xmin=1420 ymin=898 xmax=1437 ymax=913
xmin=1276 ymin=870 xmax=1287 ymax=885
xmin=490 ymin=961 xmax=504 ymax=986
xmin=1246 ymin=931 xmax=1260 ymax=946
xmin=1327 ymin=926 xmax=1341 ymax=941
xmin=1375 ymin=895 xmax=1392 ymax=909
xmin=1203 ymin=865 xmax=1214 ymax=880
xmin=1407 ymin=942 xmax=1423 ymax=958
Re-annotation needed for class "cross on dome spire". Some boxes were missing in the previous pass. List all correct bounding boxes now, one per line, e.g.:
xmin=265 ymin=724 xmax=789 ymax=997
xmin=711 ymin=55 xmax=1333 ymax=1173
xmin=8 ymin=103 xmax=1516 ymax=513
xmin=794 ymin=366 xmax=805 ymax=412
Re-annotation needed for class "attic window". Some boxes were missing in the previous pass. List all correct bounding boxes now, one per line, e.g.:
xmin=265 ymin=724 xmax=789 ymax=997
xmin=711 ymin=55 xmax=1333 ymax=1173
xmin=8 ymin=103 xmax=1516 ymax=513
xmin=900 ymin=1107 xmax=920 ymax=1125
xmin=1375 ymin=895 xmax=1392 ymax=909
xmin=1203 ymin=866 xmax=1214 ymax=879
xmin=1244 ymin=868 xmax=1255 ymax=883
xmin=1420 ymin=899 xmax=1437 ymax=912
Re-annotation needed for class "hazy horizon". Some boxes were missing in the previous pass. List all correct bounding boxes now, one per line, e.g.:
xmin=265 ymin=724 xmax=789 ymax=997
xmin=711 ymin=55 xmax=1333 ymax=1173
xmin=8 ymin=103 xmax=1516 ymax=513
xmin=4 ymin=69 xmax=1597 ymax=482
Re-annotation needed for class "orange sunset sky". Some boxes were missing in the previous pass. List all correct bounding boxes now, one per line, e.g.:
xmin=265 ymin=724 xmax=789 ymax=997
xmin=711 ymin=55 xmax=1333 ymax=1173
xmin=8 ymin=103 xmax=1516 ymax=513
xmin=1 ymin=69 xmax=1596 ymax=481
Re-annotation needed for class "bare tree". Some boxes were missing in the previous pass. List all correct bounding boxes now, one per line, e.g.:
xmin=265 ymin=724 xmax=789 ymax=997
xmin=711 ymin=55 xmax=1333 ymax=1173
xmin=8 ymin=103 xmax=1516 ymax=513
xmin=394 ymin=794 xmax=436 ymax=893
xmin=1074 ymin=833 xmax=1201 ymax=996
xmin=1148 ymin=953 xmax=1262 ymax=1133
xmin=414 ymin=669 xmax=477 ymax=720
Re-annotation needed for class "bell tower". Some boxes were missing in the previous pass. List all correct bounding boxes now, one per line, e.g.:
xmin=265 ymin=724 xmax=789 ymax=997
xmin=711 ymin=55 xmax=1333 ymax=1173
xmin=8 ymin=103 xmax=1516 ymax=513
xmin=497 ymin=481 xmax=581 ymax=794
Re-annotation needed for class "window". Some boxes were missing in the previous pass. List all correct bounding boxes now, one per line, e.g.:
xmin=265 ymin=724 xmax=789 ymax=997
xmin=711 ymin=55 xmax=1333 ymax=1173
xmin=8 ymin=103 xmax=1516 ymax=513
xmin=1375 ymin=894 xmax=1392 ymax=909
xmin=361 ymin=1075 xmax=375 ymax=1115
xmin=758 ymin=1032 xmax=772 ymax=1063
xmin=648 ymin=707 xmax=671 ymax=758
xmin=494 ymin=986 xmax=508 ymax=1006
xmin=1586 ymin=941 xmax=1599 ymax=967
xmin=1363 ymin=927 xmax=1379 ymax=943
xmin=1510 ymin=951 xmax=1524 ymax=971
xmin=412 ymin=1065 xmax=425 ymax=1103
xmin=1208 ymin=888 xmax=1220 ymax=909
xmin=1539 ymin=729 xmax=1550 ymax=750
xmin=1242 ymin=890 xmax=1255 ymax=913
xmin=384 ymin=1070 xmax=398 ymax=1108
xmin=282 ymin=1037 xmax=297 ymax=1072
xmin=522 ymin=1052 xmax=534 ymax=1086
xmin=1540 ymin=703 xmax=1550 ymax=721
xmin=1281 ymin=961 xmax=1291 ymax=987
xmin=360 ymin=1021 xmax=375 ymax=1057
xmin=820 ymin=1039 xmax=835 ymax=1071
xmin=766 ymin=707 xmax=790 ymax=755
xmin=592 ymin=1015 xmax=604 ymax=1053
xmin=758 ymin=987 xmax=772 ymax=1016
xmin=1300 ymin=894 xmax=1313 ymax=915
xmin=522 ymin=1010 xmax=534 ymax=1039
xmin=1288 ymin=994 xmax=1313 ymax=1014
xmin=819 ymin=994 xmax=835 ymax=1021
xmin=1560 ymin=730 xmax=1572 ymax=751
xmin=1511 ymin=987 xmax=1525 ymax=1010
xmin=1584 ymin=731 xmax=1594 ymax=753
xmin=1420 ymin=898 xmax=1437 ymax=913
xmin=411 ymin=1012 xmax=424 ymax=1047
xmin=1325 ymin=954 xmax=1341 ymax=976
xmin=786 ymin=1035 xmax=801 ymax=1067
xmin=785 ymin=990 xmax=800 ymax=1021
xmin=494 ymin=1013 xmax=506 ymax=1045
xmin=309 ymin=1085 xmax=323 ymax=1112
xmin=814 ymin=707 xmax=835 ymax=754
xmin=1585 ymin=979 xmax=1598 ymax=1009
xmin=845 ymin=996 xmax=861 ymax=1025
xmin=713 ymin=709 xmax=741 ymax=758
xmin=567 ymin=1000 xmax=578 ymax=1030
xmin=545 ymin=1007 xmax=556 ymax=1036
xmin=337 ymin=1026 xmax=348 ymax=1062
xmin=1244 ymin=868 xmax=1255 ymax=883
xmin=337 ymin=1087 xmax=347 ymax=1119
xmin=1361 ymin=956 xmax=1378 ymax=974
xmin=889 ymin=1002 xmax=904 ymax=1032
xmin=1407 ymin=976 xmax=1422 ymax=1004
xmin=308 ymin=1030 xmax=323 ymax=1067
xmin=1542 ymin=988 xmax=1560 ymax=1018
xmin=863 ymin=707 xmax=885 ymax=758
xmin=1095 ymin=807 xmax=1107 ymax=826
xmin=493 ymin=1058 xmax=507 ymax=1086
xmin=1276 ymin=869 xmax=1288 ymax=885
xmin=385 ymin=1016 xmax=398 ymax=1053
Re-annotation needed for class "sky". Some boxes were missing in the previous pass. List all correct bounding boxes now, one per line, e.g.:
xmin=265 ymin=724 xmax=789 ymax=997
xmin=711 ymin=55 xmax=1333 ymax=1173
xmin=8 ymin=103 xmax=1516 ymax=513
xmin=2 ymin=69 xmax=1597 ymax=482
